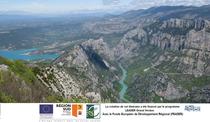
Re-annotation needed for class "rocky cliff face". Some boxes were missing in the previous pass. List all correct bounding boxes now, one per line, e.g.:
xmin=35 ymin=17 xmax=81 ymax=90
xmin=116 ymin=18 xmax=210 ymax=75
xmin=37 ymin=39 xmax=120 ymax=102
xmin=110 ymin=7 xmax=210 ymax=102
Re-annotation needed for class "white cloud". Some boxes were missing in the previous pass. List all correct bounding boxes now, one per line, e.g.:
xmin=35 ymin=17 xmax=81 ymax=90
xmin=130 ymin=0 xmax=210 ymax=9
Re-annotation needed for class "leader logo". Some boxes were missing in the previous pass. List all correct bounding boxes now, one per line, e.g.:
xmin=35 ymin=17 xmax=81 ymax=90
xmin=72 ymin=104 xmax=83 ymax=117
xmin=39 ymin=104 xmax=53 ymax=115
xmin=86 ymin=104 xmax=100 ymax=119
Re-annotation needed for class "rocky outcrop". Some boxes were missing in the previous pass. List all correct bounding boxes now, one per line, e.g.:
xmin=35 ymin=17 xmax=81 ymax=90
xmin=114 ymin=18 xmax=210 ymax=75
xmin=36 ymin=66 xmax=81 ymax=98
xmin=38 ymin=38 xmax=120 ymax=102
xmin=82 ymin=38 xmax=115 ymax=60
xmin=113 ymin=14 xmax=210 ymax=102
xmin=0 ymin=64 xmax=8 ymax=71
xmin=155 ymin=82 xmax=188 ymax=101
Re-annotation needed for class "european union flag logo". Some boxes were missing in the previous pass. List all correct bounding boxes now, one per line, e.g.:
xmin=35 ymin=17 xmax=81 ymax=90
xmin=39 ymin=104 xmax=53 ymax=114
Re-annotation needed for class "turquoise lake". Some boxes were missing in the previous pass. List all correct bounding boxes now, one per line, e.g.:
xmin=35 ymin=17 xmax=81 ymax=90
xmin=0 ymin=48 xmax=59 ymax=61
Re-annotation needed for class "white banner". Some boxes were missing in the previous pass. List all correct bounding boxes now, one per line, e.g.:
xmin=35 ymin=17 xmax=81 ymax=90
xmin=0 ymin=103 xmax=208 ymax=122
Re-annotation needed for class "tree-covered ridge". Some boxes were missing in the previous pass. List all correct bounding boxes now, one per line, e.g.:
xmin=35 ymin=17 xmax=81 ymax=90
xmin=0 ymin=56 xmax=91 ymax=103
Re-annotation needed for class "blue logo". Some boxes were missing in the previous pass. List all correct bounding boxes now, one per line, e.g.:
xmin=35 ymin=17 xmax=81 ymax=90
xmin=40 ymin=104 xmax=53 ymax=114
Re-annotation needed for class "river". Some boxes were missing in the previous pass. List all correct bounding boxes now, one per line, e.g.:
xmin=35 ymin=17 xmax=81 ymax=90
xmin=118 ymin=63 xmax=130 ymax=103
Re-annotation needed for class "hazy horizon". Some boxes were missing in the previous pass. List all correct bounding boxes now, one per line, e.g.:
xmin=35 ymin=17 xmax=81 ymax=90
xmin=0 ymin=0 xmax=210 ymax=14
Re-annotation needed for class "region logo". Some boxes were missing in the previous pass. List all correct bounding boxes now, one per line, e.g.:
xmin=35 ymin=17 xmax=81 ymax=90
xmin=86 ymin=104 xmax=101 ymax=119
xmin=56 ymin=104 xmax=71 ymax=116
xmin=72 ymin=104 xmax=83 ymax=117
xmin=39 ymin=104 xmax=54 ymax=115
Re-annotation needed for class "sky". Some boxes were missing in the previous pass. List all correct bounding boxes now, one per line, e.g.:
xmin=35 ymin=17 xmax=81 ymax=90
xmin=0 ymin=0 xmax=209 ymax=13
